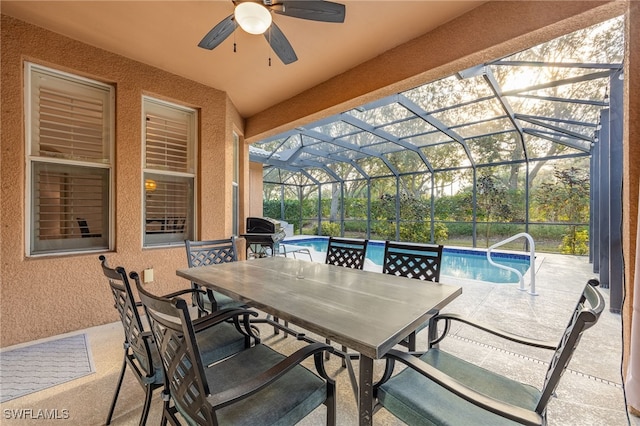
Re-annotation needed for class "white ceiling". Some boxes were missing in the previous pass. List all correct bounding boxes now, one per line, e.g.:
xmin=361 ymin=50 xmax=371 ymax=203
xmin=1 ymin=0 xmax=485 ymax=116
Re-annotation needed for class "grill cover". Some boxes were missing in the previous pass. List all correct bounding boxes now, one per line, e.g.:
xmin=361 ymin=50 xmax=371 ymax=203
xmin=246 ymin=217 xmax=282 ymax=234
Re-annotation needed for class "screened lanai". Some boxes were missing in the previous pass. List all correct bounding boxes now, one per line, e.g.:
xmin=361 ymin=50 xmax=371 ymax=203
xmin=249 ymin=17 xmax=624 ymax=306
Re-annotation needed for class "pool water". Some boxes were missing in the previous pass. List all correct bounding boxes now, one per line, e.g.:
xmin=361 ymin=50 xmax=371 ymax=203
xmin=282 ymin=238 xmax=530 ymax=284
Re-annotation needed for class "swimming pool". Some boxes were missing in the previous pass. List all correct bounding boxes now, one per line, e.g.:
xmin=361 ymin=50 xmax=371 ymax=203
xmin=282 ymin=237 xmax=530 ymax=284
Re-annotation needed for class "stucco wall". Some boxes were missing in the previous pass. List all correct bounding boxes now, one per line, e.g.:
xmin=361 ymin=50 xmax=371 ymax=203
xmin=1 ymin=15 xmax=241 ymax=347
xmin=249 ymin=162 xmax=264 ymax=219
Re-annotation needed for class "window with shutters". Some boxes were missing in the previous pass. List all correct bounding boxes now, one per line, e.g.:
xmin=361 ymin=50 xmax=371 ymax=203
xmin=26 ymin=63 xmax=113 ymax=256
xmin=143 ymin=97 xmax=196 ymax=247
xmin=232 ymin=131 xmax=239 ymax=236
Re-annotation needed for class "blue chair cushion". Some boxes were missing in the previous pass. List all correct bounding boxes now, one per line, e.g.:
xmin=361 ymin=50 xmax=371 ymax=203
xmin=135 ymin=318 xmax=246 ymax=384
xmin=177 ymin=344 xmax=327 ymax=426
xmin=378 ymin=349 xmax=541 ymax=425
xmin=131 ymin=347 xmax=164 ymax=385
xmin=196 ymin=321 xmax=248 ymax=367
xmin=202 ymin=290 xmax=246 ymax=311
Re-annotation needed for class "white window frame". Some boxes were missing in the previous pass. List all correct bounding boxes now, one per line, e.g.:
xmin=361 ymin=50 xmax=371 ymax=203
xmin=233 ymin=131 xmax=240 ymax=237
xmin=142 ymin=96 xmax=197 ymax=247
xmin=25 ymin=63 xmax=114 ymax=257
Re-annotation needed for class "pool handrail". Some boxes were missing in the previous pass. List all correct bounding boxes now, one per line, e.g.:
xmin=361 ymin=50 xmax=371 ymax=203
xmin=487 ymin=232 xmax=537 ymax=295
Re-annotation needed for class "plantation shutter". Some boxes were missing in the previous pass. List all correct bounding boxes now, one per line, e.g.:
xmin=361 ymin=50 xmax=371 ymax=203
xmin=33 ymin=80 xmax=108 ymax=162
xmin=29 ymin=66 xmax=111 ymax=255
xmin=145 ymin=110 xmax=190 ymax=172
xmin=143 ymin=99 xmax=195 ymax=246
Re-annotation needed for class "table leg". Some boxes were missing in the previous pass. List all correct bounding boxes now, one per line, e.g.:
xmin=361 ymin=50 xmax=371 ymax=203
xmin=358 ymin=355 xmax=374 ymax=426
xmin=344 ymin=352 xmax=359 ymax=403
xmin=427 ymin=309 xmax=440 ymax=349
xmin=407 ymin=331 xmax=417 ymax=352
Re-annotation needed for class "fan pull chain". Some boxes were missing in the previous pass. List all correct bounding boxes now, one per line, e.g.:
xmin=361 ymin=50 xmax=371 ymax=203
xmin=233 ymin=23 xmax=237 ymax=53
xmin=267 ymin=26 xmax=272 ymax=66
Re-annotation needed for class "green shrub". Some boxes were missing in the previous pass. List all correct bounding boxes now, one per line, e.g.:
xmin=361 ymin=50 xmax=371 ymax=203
xmin=433 ymin=222 xmax=449 ymax=243
xmin=371 ymin=221 xmax=395 ymax=240
xmin=444 ymin=222 xmax=473 ymax=236
xmin=528 ymin=224 xmax=568 ymax=240
xmin=560 ymin=228 xmax=589 ymax=255
xmin=371 ymin=220 xmax=448 ymax=244
xmin=319 ymin=222 xmax=340 ymax=237
xmin=344 ymin=220 xmax=367 ymax=233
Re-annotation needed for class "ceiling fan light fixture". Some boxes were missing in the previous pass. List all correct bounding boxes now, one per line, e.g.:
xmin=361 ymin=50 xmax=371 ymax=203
xmin=235 ymin=2 xmax=272 ymax=35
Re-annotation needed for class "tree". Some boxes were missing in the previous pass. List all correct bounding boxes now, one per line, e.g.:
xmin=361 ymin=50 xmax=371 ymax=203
xmin=496 ymin=16 xmax=624 ymax=189
xmin=476 ymin=172 xmax=512 ymax=247
xmin=534 ymin=166 xmax=590 ymax=254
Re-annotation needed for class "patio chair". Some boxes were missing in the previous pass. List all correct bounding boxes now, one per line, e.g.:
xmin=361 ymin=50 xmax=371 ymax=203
xmin=185 ymin=238 xmax=246 ymax=316
xmin=100 ymin=256 xmax=257 ymax=426
xmin=133 ymin=271 xmax=337 ymax=426
xmin=325 ymin=236 xmax=368 ymax=269
xmin=373 ymin=279 xmax=605 ymax=426
xmin=383 ymin=240 xmax=443 ymax=281
xmin=324 ymin=236 xmax=368 ymax=364
xmin=382 ymin=241 xmax=444 ymax=350
xmin=77 ymin=217 xmax=101 ymax=238
xmin=186 ymin=238 xmax=287 ymax=336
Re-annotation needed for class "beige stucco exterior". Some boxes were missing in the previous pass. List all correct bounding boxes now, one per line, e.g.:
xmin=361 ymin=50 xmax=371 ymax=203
xmin=1 ymin=6 xmax=638 ymax=413
xmin=0 ymin=15 xmax=245 ymax=346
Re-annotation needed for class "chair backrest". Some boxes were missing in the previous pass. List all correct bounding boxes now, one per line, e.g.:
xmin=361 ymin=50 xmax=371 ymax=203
xmin=185 ymin=238 xmax=238 ymax=313
xmin=99 ymin=255 xmax=156 ymax=379
xmin=165 ymin=217 xmax=186 ymax=233
xmin=185 ymin=238 xmax=238 ymax=267
xmin=536 ymin=279 xmax=605 ymax=414
xmin=382 ymin=241 xmax=443 ymax=282
xmin=325 ymin=237 xmax=368 ymax=270
xmin=132 ymin=272 xmax=214 ymax=425
xmin=78 ymin=217 xmax=101 ymax=238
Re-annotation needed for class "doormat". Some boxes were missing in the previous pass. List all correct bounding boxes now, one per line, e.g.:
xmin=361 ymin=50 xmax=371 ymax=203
xmin=0 ymin=333 xmax=95 ymax=403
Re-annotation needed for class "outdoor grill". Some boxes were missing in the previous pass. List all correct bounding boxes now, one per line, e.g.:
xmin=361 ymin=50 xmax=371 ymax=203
xmin=241 ymin=217 xmax=286 ymax=258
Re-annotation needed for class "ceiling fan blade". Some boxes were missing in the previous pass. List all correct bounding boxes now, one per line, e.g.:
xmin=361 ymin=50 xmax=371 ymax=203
xmin=275 ymin=1 xmax=345 ymax=23
xmin=264 ymin=22 xmax=298 ymax=64
xmin=198 ymin=14 xmax=236 ymax=50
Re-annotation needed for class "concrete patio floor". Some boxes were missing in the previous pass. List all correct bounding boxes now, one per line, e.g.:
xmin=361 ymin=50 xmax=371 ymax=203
xmin=1 ymin=251 xmax=638 ymax=425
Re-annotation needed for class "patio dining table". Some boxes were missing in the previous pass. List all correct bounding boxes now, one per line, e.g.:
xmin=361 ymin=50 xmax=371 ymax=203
xmin=176 ymin=256 xmax=462 ymax=426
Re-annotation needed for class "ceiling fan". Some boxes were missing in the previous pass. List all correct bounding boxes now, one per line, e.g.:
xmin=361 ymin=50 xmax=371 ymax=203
xmin=198 ymin=0 xmax=346 ymax=65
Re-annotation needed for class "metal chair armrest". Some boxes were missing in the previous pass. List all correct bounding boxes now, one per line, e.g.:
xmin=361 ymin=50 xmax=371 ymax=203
xmin=430 ymin=313 xmax=557 ymax=350
xmin=383 ymin=349 xmax=543 ymax=426
xmin=206 ymin=342 xmax=334 ymax=410
xmin=192 ymin=308 xmax=257 ymax=332
xmin=163 ymin=287 xmax=218 ymax=316
xmin=139 ymin=330 xmax=154 ymax=340
xmin=162 ymin=287 xmax=203 ymax=299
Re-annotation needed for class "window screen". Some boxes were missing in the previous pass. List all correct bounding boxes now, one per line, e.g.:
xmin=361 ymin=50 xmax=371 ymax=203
xmin=233 ymin=132 xmax=239 ymax=236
